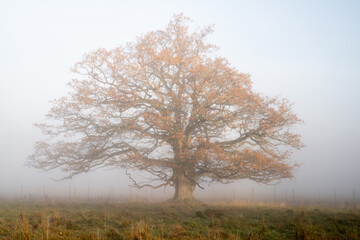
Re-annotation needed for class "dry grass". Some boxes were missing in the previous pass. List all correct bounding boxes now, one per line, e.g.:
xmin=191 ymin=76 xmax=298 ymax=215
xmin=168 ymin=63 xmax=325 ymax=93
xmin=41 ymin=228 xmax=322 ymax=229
xmin=0 ymin=200 xmax=358 ymax=239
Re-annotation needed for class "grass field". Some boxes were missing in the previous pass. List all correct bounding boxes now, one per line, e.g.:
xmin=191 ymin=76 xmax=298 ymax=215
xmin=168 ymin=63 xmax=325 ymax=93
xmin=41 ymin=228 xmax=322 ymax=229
xmin=0 ymin=200 xmax=359 ymax=239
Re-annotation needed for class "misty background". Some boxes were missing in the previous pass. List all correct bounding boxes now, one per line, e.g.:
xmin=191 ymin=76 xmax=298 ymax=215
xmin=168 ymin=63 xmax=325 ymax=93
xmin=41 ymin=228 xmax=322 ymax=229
xmin=0 ymin=0 xmax=359 ymax=202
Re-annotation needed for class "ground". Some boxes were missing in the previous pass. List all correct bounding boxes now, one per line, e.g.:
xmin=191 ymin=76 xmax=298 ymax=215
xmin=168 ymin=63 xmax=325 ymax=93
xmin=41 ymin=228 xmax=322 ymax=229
xmin=0 ymin=200 xmax=359 ymax=239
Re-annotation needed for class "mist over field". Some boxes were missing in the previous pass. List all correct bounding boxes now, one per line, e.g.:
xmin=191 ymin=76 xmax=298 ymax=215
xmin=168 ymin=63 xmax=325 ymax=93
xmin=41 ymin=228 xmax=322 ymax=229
xmin=0 ymin=0 xmax=359 ymax=204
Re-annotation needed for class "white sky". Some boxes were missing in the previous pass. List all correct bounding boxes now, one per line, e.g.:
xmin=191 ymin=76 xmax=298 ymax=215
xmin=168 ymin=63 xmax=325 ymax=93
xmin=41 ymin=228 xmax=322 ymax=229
xmin=0 ymin=0 xmax=359 ymax=200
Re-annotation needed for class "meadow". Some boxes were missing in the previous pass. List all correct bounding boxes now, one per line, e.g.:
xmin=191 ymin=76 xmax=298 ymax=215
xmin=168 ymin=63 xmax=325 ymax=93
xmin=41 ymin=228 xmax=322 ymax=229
xmin=0 ymin=200 xmax=359 ymax=240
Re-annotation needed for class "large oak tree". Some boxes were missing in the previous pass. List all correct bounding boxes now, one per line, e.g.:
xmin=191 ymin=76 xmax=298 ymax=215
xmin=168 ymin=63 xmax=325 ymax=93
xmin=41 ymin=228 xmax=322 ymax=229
xmin=29 ymin=14 xmax=303 ymax=201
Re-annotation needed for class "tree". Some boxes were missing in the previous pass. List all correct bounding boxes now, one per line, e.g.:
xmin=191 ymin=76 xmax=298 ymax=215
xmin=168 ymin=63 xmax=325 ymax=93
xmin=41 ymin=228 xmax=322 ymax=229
xmin=29 ymin=14 xmax=303 ymax=202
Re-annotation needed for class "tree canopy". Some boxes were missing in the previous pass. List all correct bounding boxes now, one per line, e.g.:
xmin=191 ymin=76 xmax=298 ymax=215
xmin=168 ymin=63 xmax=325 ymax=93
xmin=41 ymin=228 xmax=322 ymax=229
xmin=29 ymin=14 xmax=303 ymax=201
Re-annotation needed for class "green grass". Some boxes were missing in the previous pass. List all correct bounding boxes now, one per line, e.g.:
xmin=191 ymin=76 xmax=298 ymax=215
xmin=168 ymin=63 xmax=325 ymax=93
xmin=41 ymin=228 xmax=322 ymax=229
xmin=0 ymin=200 xmax=359 ymax=239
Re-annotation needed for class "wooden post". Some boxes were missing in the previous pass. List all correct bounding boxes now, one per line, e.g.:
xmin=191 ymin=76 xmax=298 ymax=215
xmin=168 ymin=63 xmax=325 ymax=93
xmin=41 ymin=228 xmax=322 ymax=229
xmin=273 ymin=186 xmax=276 ymax=203
xmin=129 ymin=186 xmax=132 ymax=200
xmin=69 ymin=185 xmax=72 ymax=201
xmin=20 ymin=186 xmax=23 ymax=201
xmin=353 ymin=189 xmax=356 ymax=209
xmin=232 ymin=185 xmax=235 ymax=201
xmin=212 ymin=187 xmax=215 ymax=201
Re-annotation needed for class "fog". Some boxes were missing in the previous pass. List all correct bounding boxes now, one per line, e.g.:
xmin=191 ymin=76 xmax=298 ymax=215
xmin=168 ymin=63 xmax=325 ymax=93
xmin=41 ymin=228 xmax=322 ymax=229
xmin=0 ymin=0 xmax=359 ymax=203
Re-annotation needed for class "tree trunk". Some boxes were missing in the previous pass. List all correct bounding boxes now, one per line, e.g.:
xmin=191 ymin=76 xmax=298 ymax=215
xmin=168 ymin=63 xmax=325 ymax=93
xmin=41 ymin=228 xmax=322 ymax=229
xmin=173 ymin=173 xmax=195 ymax=202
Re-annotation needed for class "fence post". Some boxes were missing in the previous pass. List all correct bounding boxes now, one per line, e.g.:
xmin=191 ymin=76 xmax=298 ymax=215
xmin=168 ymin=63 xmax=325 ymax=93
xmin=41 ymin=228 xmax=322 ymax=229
xmin=273 ymin=186 xmax=276 ymax=203
xmin=353 ymin=189 xmax=356 ymax=209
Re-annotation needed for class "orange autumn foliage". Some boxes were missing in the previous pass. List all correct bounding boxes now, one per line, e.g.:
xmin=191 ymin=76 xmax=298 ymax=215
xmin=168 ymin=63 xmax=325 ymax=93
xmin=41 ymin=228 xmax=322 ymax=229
xmin=29 ymin=14 xmax=303 ymax=201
